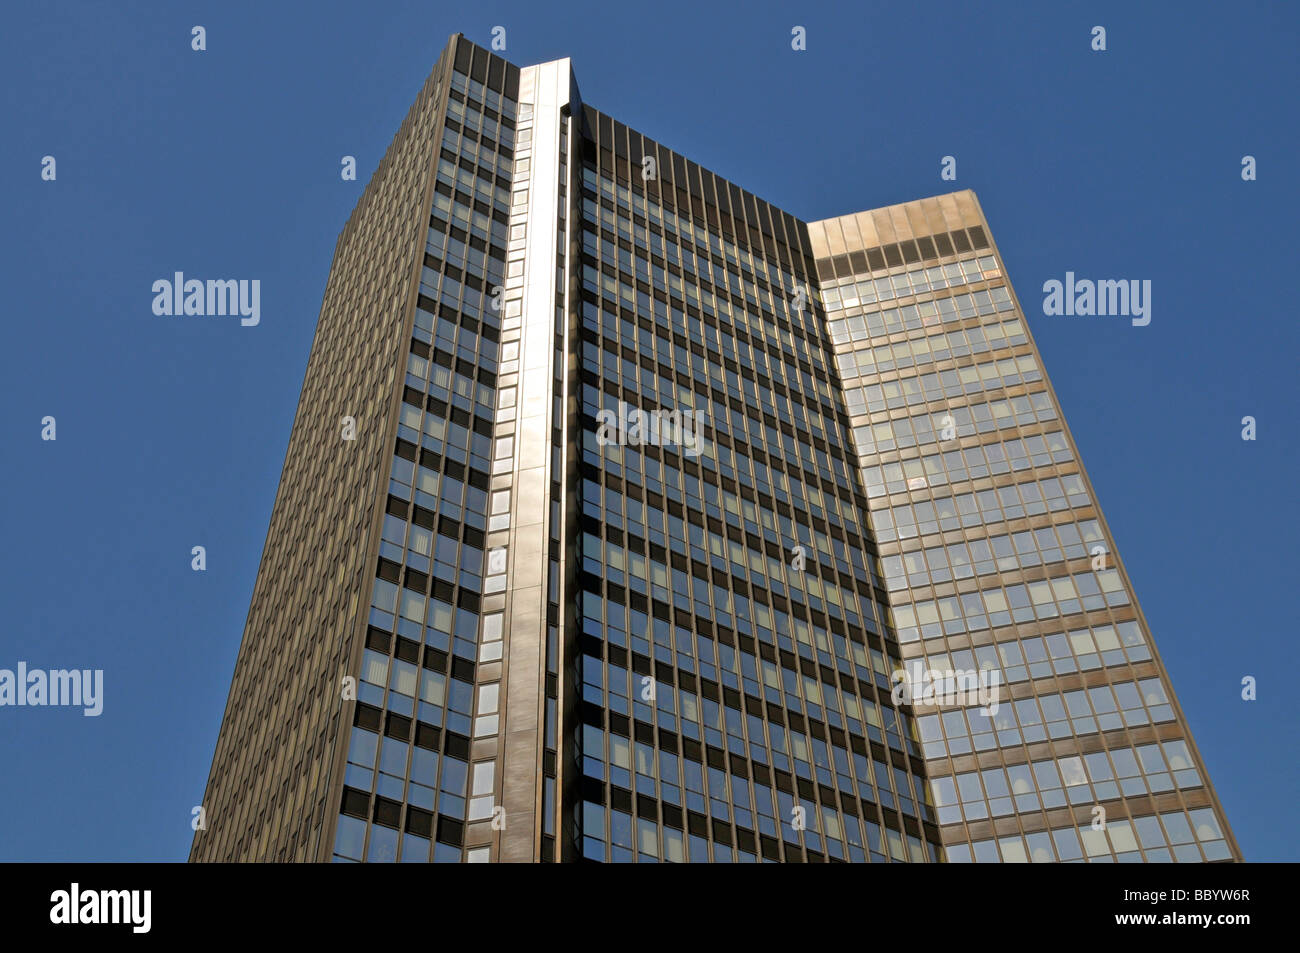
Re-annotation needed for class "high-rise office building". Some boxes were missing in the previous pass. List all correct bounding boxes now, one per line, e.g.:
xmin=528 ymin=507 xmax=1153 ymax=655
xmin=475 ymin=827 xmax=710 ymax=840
xmin=190 ymin=35 xmax=1240 ymax=863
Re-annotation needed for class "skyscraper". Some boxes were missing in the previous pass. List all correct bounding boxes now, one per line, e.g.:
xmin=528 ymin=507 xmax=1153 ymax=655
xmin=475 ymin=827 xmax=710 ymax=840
xmin=190 ymin=35 xmax=1240 ymax=863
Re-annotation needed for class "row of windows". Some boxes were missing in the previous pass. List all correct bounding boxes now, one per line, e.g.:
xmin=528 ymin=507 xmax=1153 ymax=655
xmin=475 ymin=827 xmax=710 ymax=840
xmin=864 ymin=429 xmax=1076 ymax=497
xmin=578 ymin=588 xmax=896 ymax=703
xmin=906 ymin=619 xmax=1151 ymax=690
xmin=363 ymin=631 xmax=505 ymax=745
xmin=333 ymin=730 xmax=498 ymax=861
xmin=579 ymin=262 xmax=823 ymax=384
xmin=582 ymin=168 xmax=807 ymax=318
xmin=449 ymin=68 xmax=516 ymax=121
xmin=858 ymin=364 xmax=1045 ymax=429
xmin=580 ymin=651 xmax=908 ymax=771
xmin=377 ymin=508 xmax=498 ymax=591
xmin=435 ymin=153 xmax=510 ymax=213
xmin=582 ymin=638 xmax=895 ymax=732
xmin=930 ymin=739 xmax=1203 ymax=827
xmin=577 ymin=757 xmax=926 ymax=854
xmin=424 ymin=226 xmax=506 ymax=292
xmin=822 ymin=255 xmax=1001 ymax=308
xmin=345 ymin=725 xmax=470 ymax=816
xmin=577 ymin=592 xmax=915 ymax=756
xmin=580 ymin=446 xmax=872 ymax=588
xmin=584 ymin=228 xmax=804 ymax=329
xmin=420 ymin=250 xmax=504 ymax=308
xmin=581 ymin=242 xmax=820 ymax=367
xmin=578 ymin=799 xmax=932 ymax=864
xmin=443 ymin=99 xmax=515 ymax=153
xmin=889 ymin=567 xmax=1131 ymax=642
xmin=580 ymin=284 xmax=832 ymax=428
xmin=830 ymin=287 xmax=1018 ymax=351
xmin=582 ymin=355 xmax=842 ymax=485
xmin=946 ymin=809 xmax=1230 ymax=863
xmin=579 ymin=195 xmax=828 ymax=372
xmin=591 ymin=411 xmax=855 ymax=536
xmin=584 ymin=709 xmax=918 ymax=811
xmin=440 ymin=132 xmax=510 ymax=179
xmin=578 ymin=696 xmax=921 ymax=821
xmin=882 ymin=518 xmax=1107 ymax=591
xmin=868 ymin=471 xmax=1093 ymax=534
xmin=582 ymin=289 xmax=822 ymax=400
xmin=845 ymin=355 xmax=1044 ymax=424
xmin=334 ymin=813 xmax=471 ymax=863
xmin=580 ymin=280 xmax=834 ymax=420
xmin=361 ymin=645 xmax=480 ymax=725
xmin=400 ymin=366 xmax=495 ymax=432
xmin=369 ymin=579 xmax=481 ymax=665
xmin=579 ymin=528 xmax=875 ymax=661
xmin=582 ymin=317 xmax=840 ymax=460
xmin=387 ymin=455 xmax=490 ymax=533
xmin=837 ymin=309 xmax=1024 ymax=379
xmin=586 ymin=532 xmax=862 ymax=626
xmin=578 ymin=489 xmax=875 ymax=634
xmin=587 ymin=416 xmax=878 ymax=556
xmin=431 ymin=187 xmax=509 ymax=249
xmin=916 ymin=677 xmax=1174 ymax=757
xmin=432 ymin=265 xmax=494 ymax=326
xmin=853 ymin=389 xmax=1057 ymax=455
xmin=582 ymin=444 xmax=881 ymax=606
xmin=582 ymin=358 xmax=854 ymax=505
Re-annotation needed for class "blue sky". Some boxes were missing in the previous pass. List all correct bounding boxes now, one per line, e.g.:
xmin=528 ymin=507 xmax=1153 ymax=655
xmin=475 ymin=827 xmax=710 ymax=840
xmin=2 ymin=0 xmax=1295 ymax=861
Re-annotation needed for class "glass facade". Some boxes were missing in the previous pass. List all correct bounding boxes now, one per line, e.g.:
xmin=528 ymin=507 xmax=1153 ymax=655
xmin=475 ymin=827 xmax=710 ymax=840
xmin=191 ymin=35 xmax=1239 ymax=864
xmin=332 ymin=57 xmax=521 ymax=864
xmin=812 ymin=201 xmax=1235 ymax=863
xmin=573 ymin=152 xmax=934 ymax=863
